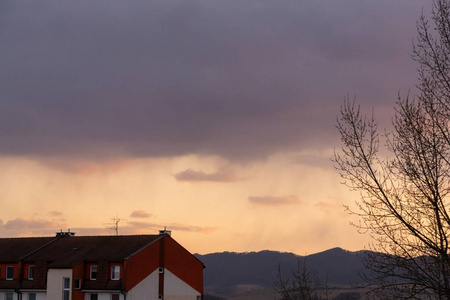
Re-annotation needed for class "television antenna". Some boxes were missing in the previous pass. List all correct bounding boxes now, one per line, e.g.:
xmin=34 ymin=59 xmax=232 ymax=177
xmin=104 ymin=215 xmax=126 ymax=236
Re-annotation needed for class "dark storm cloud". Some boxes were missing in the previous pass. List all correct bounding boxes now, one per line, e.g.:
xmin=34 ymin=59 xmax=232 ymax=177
xmin=0 ymin=0 xmax=423 ymax=162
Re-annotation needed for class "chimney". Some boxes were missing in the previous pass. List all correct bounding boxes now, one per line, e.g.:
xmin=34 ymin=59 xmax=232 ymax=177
xmin=56 ymin=229 xmax=75 ymax=237
xmin=159 ymin=227 xmax=171 ymax=236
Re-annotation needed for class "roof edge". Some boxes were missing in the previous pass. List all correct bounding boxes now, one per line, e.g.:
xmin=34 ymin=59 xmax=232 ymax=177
xmin=124 ymin=234 xmax=166 ymax=260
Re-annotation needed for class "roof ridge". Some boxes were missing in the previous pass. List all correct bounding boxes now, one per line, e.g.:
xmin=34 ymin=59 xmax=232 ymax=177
xmin=19 ymin=237 xmax=60 ymax=260
xmin=0 ymin=236 xmax=55 ymax=239
xmin=57 ymin=234 xmax=160 ymax=237
xmin=0 ymin=234 xmax=160 ymax=240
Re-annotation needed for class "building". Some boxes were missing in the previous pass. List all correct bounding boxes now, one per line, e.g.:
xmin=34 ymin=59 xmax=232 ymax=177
xmin=0 ymin=231 xmax=204 ymax=300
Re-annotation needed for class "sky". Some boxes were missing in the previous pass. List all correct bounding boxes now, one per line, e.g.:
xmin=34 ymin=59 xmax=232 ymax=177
xmin=0 ymin=0 xmax=427 ymax=254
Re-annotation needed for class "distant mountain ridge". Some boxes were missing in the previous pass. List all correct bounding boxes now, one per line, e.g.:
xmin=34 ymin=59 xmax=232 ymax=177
xmin=195 ymin=247 xmax=369 ymax=293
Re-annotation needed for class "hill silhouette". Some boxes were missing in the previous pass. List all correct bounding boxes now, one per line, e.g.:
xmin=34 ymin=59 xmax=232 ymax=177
xmin=196 ymin=247 xmax=368 ymax=293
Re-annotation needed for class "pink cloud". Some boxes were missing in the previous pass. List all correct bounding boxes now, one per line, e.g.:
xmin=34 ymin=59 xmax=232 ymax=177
xmin=0 ymin=218 xmax=67 ymax=237
xmin=3 ymin=218 xmax=61 ymax=230
xmin=130 ymin=210 xmax=153 ymax=218
xmin=248 ymin=195 xmax=300 ymax=206
xmin=127 ymin=221 xmax=217 ymax=234
xmin=315 ymin=201 xmax=341 ymax=212
xmin=69 ymin=227 xmax=114 ymax=236
xmin=0 ymin=217 xmax=215 ymax=238
xmin=174 ymin=168 xmax=239 ymax=183
xmin=49 ymin=211 xmax=64 ymax=217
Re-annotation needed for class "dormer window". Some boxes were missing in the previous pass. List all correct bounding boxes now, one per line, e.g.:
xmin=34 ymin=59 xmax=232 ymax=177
xmin=111 ymin=265 xmax=120 ymax=280
xmin=28 ymin=265 xmax=35 ymax=280
xmin=6 ymin=266 xmax=14 ymax=280
xmin=90 ymin=265 xmax=97 ymax=280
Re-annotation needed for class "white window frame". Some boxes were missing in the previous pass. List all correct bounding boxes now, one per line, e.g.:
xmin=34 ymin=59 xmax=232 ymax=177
xmin=62 ymin=277 xmax=70 ymax=300
xmin=6 ymin=292 xmax=13 ymax=300
xmin=74 ymin=277 xmax=81 ymax=289
xmin=28 ymin=265 xmax=35 ymax=280
xmin=111 ymin=265 xmax=120 ymax=280
xmin=6 ymin=266 xmax=14 ymax=280
xmin=90 ymin=265 xmax=97 ymax=280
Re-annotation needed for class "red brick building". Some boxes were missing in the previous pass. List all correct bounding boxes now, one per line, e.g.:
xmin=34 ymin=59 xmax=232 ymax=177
xmin=0 ymin=231 xmax=203 ymax=300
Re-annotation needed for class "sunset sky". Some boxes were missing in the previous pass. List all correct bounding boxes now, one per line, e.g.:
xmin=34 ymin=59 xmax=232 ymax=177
xmin=0 ymin=0 xmax=426 ymax=254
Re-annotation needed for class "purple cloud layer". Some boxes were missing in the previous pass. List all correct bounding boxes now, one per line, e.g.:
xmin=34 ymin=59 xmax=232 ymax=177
xmin=174 ymin=168 xmax=239 ymax=182
xmin=0 ymin=217 xmax=213 ymax=237
xmin=0 ymin=0 xmax=423 ymax=162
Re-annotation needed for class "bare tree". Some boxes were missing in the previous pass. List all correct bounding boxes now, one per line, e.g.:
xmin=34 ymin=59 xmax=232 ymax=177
xmin=334 ymin=0 xmax=450 ymax=299
xmin=274 ymin=259 xmax=324 ymax=300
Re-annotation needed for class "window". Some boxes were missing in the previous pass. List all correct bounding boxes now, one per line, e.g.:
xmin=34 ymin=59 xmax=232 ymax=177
xmin=111 ymin=294 xmax=120 ymax=300
xmin=90 ymin=294 xmax=98 ymax=300
xmin=74 ymin=277 xmax=81 ymax=289
xmin=6 ymin=292 xmax=13 ymax=300
xmin=111 ymin=265 xmax=120 ymax=280
xmin=29 ymin=293 xmax=36 ymax=300
xmin=62 ymin=277 xmax=70 ymax=300
xmin=90 ymin=265 xmax=97 ymax=280
xmin=28 ymin=265 xmax=35 ymax=280
xmin=6 ymin=266 xmax=14 ymax=280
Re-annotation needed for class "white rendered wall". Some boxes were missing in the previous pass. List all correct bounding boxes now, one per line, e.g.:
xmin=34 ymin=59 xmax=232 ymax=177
xmin=47 ymin=269 xmax=71 ymax=300
xmin=22 ymin=292 xmax=46 ymax=300
xmin=164 ymin=296 xmax=198 ymax=300
xmin=0 ymin=290 xmax=45 ymax=300
xmin=164 ymin=269 xmax=200 ymax=300
xmin=84 ymin=293 xmax=123 ymax=300
xmin=126 ymin=270 xmax=158 ymax=300
xmin=0 ymin=292 xmax=17 ymax=300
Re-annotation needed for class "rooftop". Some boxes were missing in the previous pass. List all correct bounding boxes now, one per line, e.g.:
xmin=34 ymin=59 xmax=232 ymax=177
xmin=0 ymin=234 xmax=163 ymax=267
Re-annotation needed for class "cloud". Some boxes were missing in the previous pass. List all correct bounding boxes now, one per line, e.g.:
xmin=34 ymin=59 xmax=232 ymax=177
xmin=166 ymin=223 xmax=217 ymax=234
xmin=48 ymin=211 xmax=64 ymax=217
xmin=38 ymin=157 xmax=134 ymax=174
xmin=248 ymin=195 xmax=300 ymax=206
xmin=69 ymin=227 xmax=114 ymax=236
xmin=47 ymin=211 xmax=66 ymax=222
xmin=315 ymin=201 xmax=346 ymax=216
xmin=292 ymin=153 xmax=333 ymax=171
xmin=0 ymin=217 xmax=214 ymax=237
xmin=127 ymin=221 xmax=217 ymax=234
xmin=174 ymin=168 xmax=239 ymax=182
xmin=0 ymin=218 xmax=66 ymax=236
xmin=130 ymin=210 xmax=154 ymax=218
xmin=2 ymin=218 xmax=61 ymax=230
xmin=0 ymin=0 xmax=423 ymax=163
